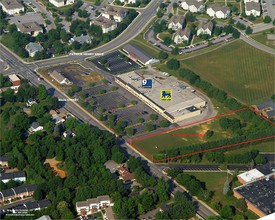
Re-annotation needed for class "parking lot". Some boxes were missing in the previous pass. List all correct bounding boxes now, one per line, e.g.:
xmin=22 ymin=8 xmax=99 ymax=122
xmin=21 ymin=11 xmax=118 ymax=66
xmin=90 ymin=51 xmax=141 ymax=74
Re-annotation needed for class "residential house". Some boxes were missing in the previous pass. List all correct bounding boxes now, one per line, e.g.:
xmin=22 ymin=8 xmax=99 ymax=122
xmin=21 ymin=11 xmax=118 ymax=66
xmin=197 ymin=21 xmax=214 ymax=36
xmin=123 ymin=44 xmax=160 ymax=66
xmin=8 ymin=74 xmax=21 ymax=91
xmin=63 ymin=129 xmax=76 ymax=138
xmin=0 ymin=184 xmax=37 ymax=202
xmin=30 ymin=122 xmax=43 ymax=133
xmin=206 ymin=4 xmax=230 ymax=19
xmin=49 ymin=0 xmax=74 ymax=7
xmin=0 ymin=171 xmax=26 ymax=183
xmin=26 ymin=98 xmax=37 ymax=107
xmin=0 ymin=155 xmax=10 ymax=167
xmin=181 ymin=0 xmax=205 ymax=13
xmin=252 ymin=100 xmax=275 ymax=119
xmin=102 ymin=6 xmax=128 ymax=22
xmin=49 ymin=110 xmax=66 ymax=124
xmin=25 ymin=42 xmax=43 ymax=57
xmin=173 ymin=28 xmax=191 ymax=44
xmin=92 ymin=17 xmax=117 ymax=34
xmin=119 ymin=0 xmax=136 ymax=4
xmin=0 ymin=0 xmax=24 ymax=15
xmin=168 ymin=15 xmax=185 ymax=30
xmin=69 ymin=34 xmax=92 ymax=45
xmin=12 ymin=199 xmax=51 ymax=213
xmin=116 ymin=165 xmax=135 ymax=184
xmin=76 ymin=195 xmax=113 ymax=215
xmin=245 ymin=2 xmax=261 ymax=16
xmin=17 ymin=22 xmax=43 ymax=37
xmin=49 ymin=70 xmax=72 ymax=85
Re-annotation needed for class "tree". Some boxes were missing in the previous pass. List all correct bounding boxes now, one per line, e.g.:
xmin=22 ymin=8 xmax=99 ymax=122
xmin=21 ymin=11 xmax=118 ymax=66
xmin=159 ymin=51 xmax=168 ymax=60
xmin=167 ymin=58 xmax=180 ymax=70
xmin=149 ymin=114 xmax=158 ymax=121
xmin=136 ymin=118 xmax=144 ymax=124
xmin=31 ymin=104 xmax=46 ymax=118
xmin=171 ymin=46 xmax=179 ymax=55
xmin=145 ymin=123 xmax=155 ymax=132
xmin=126 ymin=127 xmax=134 ymax=136
xmin=163 ymin=36 xmax=172 ymax=46
xmin=156 ymin=9 xmax=164 ymax=18
xmin=155 ymin=178 xmax=169 ymax=202
xmin=232 ymin=29 xmax=240 ymax=38
xmin=254 ymin=155 xmax=267 ymax=165
xmin=263 ymin=16 xmax=272 ymax=23
xmin=245 ymin=26 xmax=253 ymax=35
xmin=273 ymin=19 xmax=275 ymax=26
xmin=205 ymin=130 xmax=214 ymax=138
xmin=127 ymin=156 xmax=142 ymax=173
xmin=220 ymin=205 xmax=233 ymax=218
xmin=159 ymin=120 xmax=170 ymax=127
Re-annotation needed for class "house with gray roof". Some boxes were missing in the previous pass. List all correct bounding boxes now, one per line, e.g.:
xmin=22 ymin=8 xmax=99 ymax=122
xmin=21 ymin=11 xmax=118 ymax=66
xmin=102 ymin=6 xmax=128 ymax=22
xmin=0 ymin=184 xmax=37 ymax=202
xmin=123 ymin=44 xmax=160 ymax=66
xmin=245 ymin=2 xmax=261 ymax=16
xmin=12 ymin=199 xmax=51 ymax=213
xmin=253 ymin=100 xmax=275 ymax=119
xmin=49 ymin=70 xmax=72 ymax=85
xmin=92 ymin=17 xmax=117 ymax=34
xmin=30 ymin=122 xmax=43 ymax=133
xmin=206 ymin=4 xmax=230 ymax=19
xmin=69 ymin=34 xmax=92 ymax=44
xmin=181 ymin=0 xmax=205 ymax=13
xmin=197 ymin=21 xmax=214 ymax=36
xmin=0 ymin=155 xmax=10 ymax=166
xmin=174 ymin=28 xmax=191 ymax=44
xmin=17 ymin=21 xmax=43 ymax=37
xmin=0 ymin=0 xmax=24 ymax=15
xmin=25 ymin=42 xmax=43 ymax=58
xmin=168 ymin=15 xmax=185 ymax=30
xmin=0 ymin=171 xmax=26 ymax=183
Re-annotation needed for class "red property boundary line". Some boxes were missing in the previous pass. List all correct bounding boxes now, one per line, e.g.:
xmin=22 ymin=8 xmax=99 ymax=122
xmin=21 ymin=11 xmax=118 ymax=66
xmin=127 ymin=107 xmax=275 ymax=163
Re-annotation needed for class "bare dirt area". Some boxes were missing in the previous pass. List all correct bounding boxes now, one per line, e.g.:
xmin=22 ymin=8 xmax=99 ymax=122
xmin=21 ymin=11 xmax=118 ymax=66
xmin=44 ymin=158 xmax=66 ymax=178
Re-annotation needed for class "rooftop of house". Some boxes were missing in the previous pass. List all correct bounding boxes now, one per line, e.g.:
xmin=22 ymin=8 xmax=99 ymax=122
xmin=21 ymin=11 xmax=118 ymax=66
xmin=116 ymin=165 xmax=134 ymax=182
xmin=0 ymin=155 xmax=10 ymax=162
xmin=0 ymin=171 xmax=26 ymax=181
xmin=31 ymin=122 xmax=41 ymax=129
xmin=105 ymin=6 xmax=128 ymax=16
xmin=76 ymin=195 xmax=111 ymax=208
xmin=17 ymin=21 xmax=43 ymax=33
xmin=0 ymin=184 xmax=37 ymax=199
xmin=0 ymin=0 xmax=24 ymax=10
xmin=123 ymin=44 xmax=153 ymax=64
xmin=245 ymin=1 xmax=261 ymax=11
xmin=71 ymin=34 xmax=92 ymax=44
xmin=104 ymin=160 xmax=119 ymax=174
xmin=49 ymin=70 xmax=66 ymax=83
xmin=170 ymin=15 xmax=185 ymax=24
xmin=25 ymin=42 xmax=43 ymax=53
xmin=93 ymin=17 xmax=117 ymax=28
xmin=175 ymin=28 xmax=191 ymax=38
xmin=198 ymin=21 xmax=214 ymax=31
xmin=255 ymin=100 xmax=275 ymax=111
xmin=234 ymin=174 xmax=275 ymax=215
xmin=182 ymin=0 xmax=204 ymax=8
xmin=208 ymin=3 xmax=230 ymax=13
xmin=8 ymin=74 xmax=20 ymax=82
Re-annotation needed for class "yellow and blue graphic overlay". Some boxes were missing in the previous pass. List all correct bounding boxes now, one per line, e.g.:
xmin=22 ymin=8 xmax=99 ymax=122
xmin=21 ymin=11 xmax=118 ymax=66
xmin=160 ymin=90 xmax=172 ymax=101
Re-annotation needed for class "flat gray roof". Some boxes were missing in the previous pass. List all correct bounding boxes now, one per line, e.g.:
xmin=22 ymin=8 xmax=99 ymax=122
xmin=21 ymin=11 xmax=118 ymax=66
xmin=123 ymin=44 xmax=153 ymax=64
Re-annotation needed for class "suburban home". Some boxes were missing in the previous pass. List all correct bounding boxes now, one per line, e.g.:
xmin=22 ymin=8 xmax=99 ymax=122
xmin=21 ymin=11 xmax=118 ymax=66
xmin=102 ymin=6 xmax=128 ymax=22
xmin=0 ymin=155 xmax=10 ymax=167
xmin=25 ymin=42 xmax=44 ymax=57
xmin=0 ymin=0 xmax=24 ymax=15
xmin=49 ymin=110 xmax=66 ymax=124
xmin=244 ymin=0 xmax=259 ymax=3
xmin=0 ymin=171 xmax=26 ymax=183
xmin=49 ymin=0 xmax=74 ymax=7
xmin=197 ymin=21 xmax=214 ymax=36
xmin=76 ymin=195 xmax=113 ymax=215
xmin=245 ymin=2 xmax=261 ymax=16
xmin=92 ymin=17 xmax=117 ymax=34
xmin=30 ymin=122 xmax=43 ymax=133
xmin=26 ymin=98 xmax=37 ymax=107
xmin=49 ymin=70 xmax=72 ymax=85
xmin=118 ymin=0 xmax=136 ymax=4
xmin=180 ymin=0 xmax=205 ymax=13
xmin=116 ymin=165 xmax=135 ymax=184
xmin=17 ymin=22 xmax=43 ymax=37
xmin=12 ymin=199 xmax=51 ymax=213
xmin=63 ymin=129 xmax=76 ymax=138
xmin=8 ymin=74 xmax=21 ymax=91
xmin=173 ymin=28 xmax=191 ymax=44
xmin=122 ymin=44 xmax=160 ymax=66
xmin=69 ymin=34 xmax=92 ymax=45
xmin=168 ymin=15 xmax=185 ymax=30
xmin=206 ymin=4 xmax=230 ymax=19
xmin=252 ymin=100 xmax=275 ymax=119
xmin=0 ymin=184 xmax=37 ymax=202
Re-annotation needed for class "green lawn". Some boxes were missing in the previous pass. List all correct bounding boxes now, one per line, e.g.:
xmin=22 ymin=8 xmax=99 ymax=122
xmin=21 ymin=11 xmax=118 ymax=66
xmin=182 ymin=40 xmax=275 ymax=105
xmin=251 ymin=32 xmax=275 ymax=49
xmin=225 ymin=141 xmax=275 ymax=154
xmin=134 ymin=115 xmax=234 ymax=157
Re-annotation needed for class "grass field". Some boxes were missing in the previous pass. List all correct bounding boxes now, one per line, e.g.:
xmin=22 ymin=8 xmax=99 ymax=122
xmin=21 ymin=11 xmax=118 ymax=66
xmin=224 ymin=141 xmax=275 ymax=154
xmin=134 ymin=114 xmax=235 ymax=157
xmin=182 ymin=40 xmax=275 ymax=105
xmin=251 ymin=32 xmax=275 ymax=49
